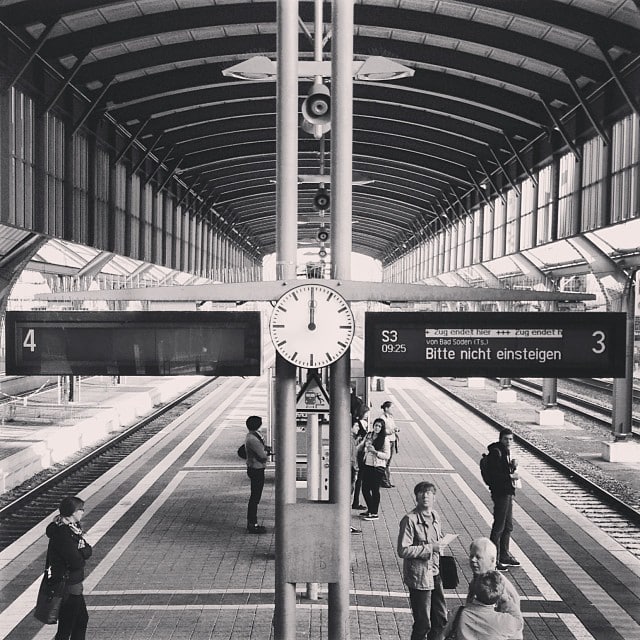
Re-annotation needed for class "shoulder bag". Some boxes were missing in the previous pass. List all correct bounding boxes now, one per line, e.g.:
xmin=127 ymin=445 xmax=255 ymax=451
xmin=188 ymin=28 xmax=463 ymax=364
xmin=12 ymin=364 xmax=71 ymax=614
xmin=34 ymin=566 xmax=68 ymax=625
xmin=439 ymin=554 xmax=459 ymax=589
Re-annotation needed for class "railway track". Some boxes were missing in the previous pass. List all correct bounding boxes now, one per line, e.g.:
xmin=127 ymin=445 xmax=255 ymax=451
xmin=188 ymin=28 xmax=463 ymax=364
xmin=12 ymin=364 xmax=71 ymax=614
xmin=428 ymin=378 xmax=640 ymax=560
xmin=0 ymin=377 xmax=219 ymax=551
xmin=509 ymin=377 xmax=640 ymax=437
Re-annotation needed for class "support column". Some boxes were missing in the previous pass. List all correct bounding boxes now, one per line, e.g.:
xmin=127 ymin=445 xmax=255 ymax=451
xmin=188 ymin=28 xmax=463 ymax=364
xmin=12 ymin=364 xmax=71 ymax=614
xmin=273 ymin=1 xmax=299 ymax=638
xmin=329 ymin=1 xmax=353 ymax=637
xmin=538 ymin=377 xmax=564 ymax=426
xmin=306 ymin=410 xmax=321 ymax=601
xmin=496 ymin=377 xmax=517 ymax=403
xmin=604 ymin=271 xmax=640 ymax=462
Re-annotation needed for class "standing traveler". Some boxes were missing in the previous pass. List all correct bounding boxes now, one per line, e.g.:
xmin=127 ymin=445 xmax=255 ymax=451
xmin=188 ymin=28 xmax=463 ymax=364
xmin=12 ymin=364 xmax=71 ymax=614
xmin=46 ymin=496 xmax=92 ymax=640
xmin=350 ymin=386 xmax=366 ymax=424
xmin=483 ymin=428 xmax=521 ymax=569
xmin=358 ymin=417 xmax=391 ymax=521
xmin=466 ymin=537 xmax=522 ymax=627
xmin=244 ymin=415 xmax=270 ymax=534
xmin=380 ymin=400 xmax=398 ymax=488
xmin=445 ymin=570 xmax=523 ymax=640
xmin=350 ymin=421 xmax=366 ymax=533
xmin=397 ymin=482 xmax=449 ymax=640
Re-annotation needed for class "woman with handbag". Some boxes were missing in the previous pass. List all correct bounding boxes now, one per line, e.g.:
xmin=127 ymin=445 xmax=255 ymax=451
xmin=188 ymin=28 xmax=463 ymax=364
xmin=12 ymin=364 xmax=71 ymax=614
xmin=45 ymin=496 xmax=92 ymax=640
xmin=358 ymin=417 xmax=391 ymax=521
xmin=397 ymin=482 xmax=449 ymax=640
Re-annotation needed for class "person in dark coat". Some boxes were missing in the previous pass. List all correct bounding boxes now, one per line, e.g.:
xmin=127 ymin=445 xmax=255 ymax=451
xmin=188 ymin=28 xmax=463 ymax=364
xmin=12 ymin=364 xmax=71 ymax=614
xmin=484 ymin=429 xmax=520 ymax=569
xmin=245 ymin=415 xmax=270 ymax=533
xmin=45 ymin=496 xmax=92 ymax=640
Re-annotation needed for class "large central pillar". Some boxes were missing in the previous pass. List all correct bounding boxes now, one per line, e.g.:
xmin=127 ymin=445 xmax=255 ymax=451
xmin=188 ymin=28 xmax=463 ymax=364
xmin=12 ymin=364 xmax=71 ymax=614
xmin=274 ymin=1 xmax=299 ymax=638
xmin=328 ymin=0 xmax=354 ymax=637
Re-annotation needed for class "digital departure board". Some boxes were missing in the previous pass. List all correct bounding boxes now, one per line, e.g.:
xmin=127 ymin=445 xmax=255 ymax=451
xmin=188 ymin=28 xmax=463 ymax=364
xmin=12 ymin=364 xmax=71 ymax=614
xmin=5 ymin=311 xmax=261 ymax=376
xmin=364 ymin=312 xmax=626 ymax=378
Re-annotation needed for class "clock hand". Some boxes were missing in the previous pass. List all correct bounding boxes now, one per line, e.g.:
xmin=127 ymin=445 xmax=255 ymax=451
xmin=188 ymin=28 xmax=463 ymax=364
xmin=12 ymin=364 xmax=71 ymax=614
xmin=308 ymin=288 xmax=317 ymax=330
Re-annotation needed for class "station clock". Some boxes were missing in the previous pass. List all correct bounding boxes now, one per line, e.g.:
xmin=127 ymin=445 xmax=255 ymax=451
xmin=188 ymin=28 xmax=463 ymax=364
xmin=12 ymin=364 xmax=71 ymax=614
xmin=269 ymin=283 xmax=355 ymax=369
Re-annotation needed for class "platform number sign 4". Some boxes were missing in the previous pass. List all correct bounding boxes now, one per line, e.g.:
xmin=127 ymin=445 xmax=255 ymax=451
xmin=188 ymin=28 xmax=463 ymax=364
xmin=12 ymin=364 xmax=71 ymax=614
xmin=23 ymin=329 xmax=36 ymax=352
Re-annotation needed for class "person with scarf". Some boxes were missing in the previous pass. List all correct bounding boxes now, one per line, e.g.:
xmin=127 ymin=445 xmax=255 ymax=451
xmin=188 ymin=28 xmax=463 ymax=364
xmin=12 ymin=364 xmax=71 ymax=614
xmin=45 ymin=496 xmax=92 ymax=640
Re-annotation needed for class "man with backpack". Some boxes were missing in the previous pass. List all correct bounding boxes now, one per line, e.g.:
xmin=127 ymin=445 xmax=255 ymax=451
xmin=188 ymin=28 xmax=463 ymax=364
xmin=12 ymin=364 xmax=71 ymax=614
xmin=480 ymin=428 xmax=521 ymax=570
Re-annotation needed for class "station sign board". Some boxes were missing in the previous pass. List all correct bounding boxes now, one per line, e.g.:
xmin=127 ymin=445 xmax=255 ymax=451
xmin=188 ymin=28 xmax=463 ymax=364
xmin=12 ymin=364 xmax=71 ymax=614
xmin=5 ymin=311 xmax=261 ymax=376
xmin=364 ymin=312 xmax=626 ymax=378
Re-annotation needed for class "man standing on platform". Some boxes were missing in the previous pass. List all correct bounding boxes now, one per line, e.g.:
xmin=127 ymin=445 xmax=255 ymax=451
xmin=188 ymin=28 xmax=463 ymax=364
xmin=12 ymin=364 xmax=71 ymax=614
xmin=244 ymin=415 xmax=269 ymax=534
xmin=483 ymin=429 xmax=521 ymax=569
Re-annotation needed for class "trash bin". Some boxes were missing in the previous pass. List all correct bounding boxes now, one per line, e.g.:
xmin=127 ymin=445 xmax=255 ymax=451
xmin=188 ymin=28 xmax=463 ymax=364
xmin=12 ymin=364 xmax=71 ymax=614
xmin=376 ymin=378 xmax=385 ymax=391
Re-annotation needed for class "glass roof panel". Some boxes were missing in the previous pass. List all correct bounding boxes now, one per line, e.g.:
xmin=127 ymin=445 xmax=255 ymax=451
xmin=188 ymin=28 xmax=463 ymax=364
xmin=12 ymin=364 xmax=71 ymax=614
xmin=523 ymin=239 xmax=584 ymax=269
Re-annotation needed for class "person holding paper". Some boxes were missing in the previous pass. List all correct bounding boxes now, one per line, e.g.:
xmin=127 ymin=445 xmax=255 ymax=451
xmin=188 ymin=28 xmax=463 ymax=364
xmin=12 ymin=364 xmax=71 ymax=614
xmin=397 ymin=481 xmax=453 ymax=640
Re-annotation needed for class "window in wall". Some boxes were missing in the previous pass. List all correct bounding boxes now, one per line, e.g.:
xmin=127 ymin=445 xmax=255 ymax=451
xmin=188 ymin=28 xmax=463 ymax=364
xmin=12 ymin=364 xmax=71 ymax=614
xmin=482 ymin=203 xmax=494 ymax=260
xmin=94 ymin=147 xmax=110 ymax=249
xmin=154 ymin=191 xmax=164 ymax=263
xmin=426 ymin=238 xmax=434 ymax=278
xmin=493 ymin=198 xmax=506 ymax=258
xmin=9 ymin=88 xmax=35 ymax=228
xmin=581 ymin=136 xmax=605 ymax=230
xmin=443 ymin=226 xmax=453 ymax=272
xmin=72 ymin=134 xmax=89 ymax=243
xmin=113 ymin=163 xmax=127 ymax=255
xmin=129 ymin=173 xmax=140 ymax=257
xmin=536 ymin=165 xmax=553 ymax=244
xmin=137 ymin=184 xmax=154 ymax=259
xmin=44 ymin=113 xmax=64 ymax=236
xmin=557 ymin=152 xmax=579 ymax=237
xmin=456 ymin=218 xmax=465 ymax=268
xmin=472 ymin=209 xmax=483 ymax=264
xmin=519 ymin=177 xmax=536 ymax=250
xmin=463 ymin=216 xmax=473 ymax=266
xmin=505 ymin=188 xmax=520 ymax=254
xmin=611 ymin=113 xmax=640 ymax=222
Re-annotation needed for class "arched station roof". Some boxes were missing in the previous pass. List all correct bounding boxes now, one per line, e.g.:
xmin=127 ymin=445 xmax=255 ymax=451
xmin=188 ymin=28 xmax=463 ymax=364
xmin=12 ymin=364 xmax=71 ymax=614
xmin=1 ymin=0 xmax=639 ymax=266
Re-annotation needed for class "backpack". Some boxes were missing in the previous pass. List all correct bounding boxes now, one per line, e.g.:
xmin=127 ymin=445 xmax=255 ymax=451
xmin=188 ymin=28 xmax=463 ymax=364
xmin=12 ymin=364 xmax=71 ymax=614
xmin=479 ymin=452 xmax=492 ymax=485
xmin=237 ymin=444 xmax=247 ymax=459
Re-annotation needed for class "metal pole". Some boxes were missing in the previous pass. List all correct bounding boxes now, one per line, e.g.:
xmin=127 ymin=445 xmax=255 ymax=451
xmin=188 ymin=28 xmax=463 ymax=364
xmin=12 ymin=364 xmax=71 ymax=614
xmin=306 ymin=410 xmax=320 ymax=600
xmin=541 ymin=377 xmax=557 ymax=407
xmin=274 ymin=1 xmax=299 ymax=638
xmin=329 ymin=0 xmax=354 ymax=637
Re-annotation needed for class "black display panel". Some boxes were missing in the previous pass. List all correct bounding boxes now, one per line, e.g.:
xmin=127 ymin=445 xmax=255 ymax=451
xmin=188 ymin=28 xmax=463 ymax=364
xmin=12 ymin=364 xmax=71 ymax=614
xmin=5 ymin=311 xmax=261 ymax=376
xmin=364 ymin=312 xmax=626 ymax=378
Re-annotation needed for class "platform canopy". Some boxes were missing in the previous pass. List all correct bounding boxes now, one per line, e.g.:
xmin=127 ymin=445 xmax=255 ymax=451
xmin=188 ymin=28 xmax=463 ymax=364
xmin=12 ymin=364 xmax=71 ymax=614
xmin=1 ymin=0 xmax=639 ymax=267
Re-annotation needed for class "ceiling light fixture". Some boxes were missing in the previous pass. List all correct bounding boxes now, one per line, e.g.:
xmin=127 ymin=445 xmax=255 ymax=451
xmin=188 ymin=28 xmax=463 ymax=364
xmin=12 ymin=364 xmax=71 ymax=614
xmin=222 ymin=56 xmax=414 ymax=82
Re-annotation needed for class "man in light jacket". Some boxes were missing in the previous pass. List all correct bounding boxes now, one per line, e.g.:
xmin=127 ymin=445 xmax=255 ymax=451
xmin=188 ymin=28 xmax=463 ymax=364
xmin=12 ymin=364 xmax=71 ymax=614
xmin=397 ymin=481 xmax=448 ymax=640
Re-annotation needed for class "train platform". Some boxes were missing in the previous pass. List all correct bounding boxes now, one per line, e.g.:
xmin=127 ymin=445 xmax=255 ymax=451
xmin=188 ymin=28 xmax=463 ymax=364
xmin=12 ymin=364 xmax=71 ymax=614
xmin=0 ymin=376 xmax=207 ymax=494
xmin=1 ymin=374 xmax=639 ymax=639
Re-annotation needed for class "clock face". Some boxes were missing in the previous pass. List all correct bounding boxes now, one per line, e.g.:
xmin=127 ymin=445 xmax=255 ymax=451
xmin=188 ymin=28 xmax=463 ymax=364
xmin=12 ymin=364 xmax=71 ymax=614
xmin=269 ymin=284 xmax=355 ymax=368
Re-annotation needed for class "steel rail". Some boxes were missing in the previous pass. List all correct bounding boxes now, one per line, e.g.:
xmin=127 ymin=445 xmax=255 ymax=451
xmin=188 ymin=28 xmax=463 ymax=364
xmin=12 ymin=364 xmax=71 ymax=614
xmin=427 ymin=377 xmax=640 ymax=529
xmin=509 ymin=378 xmax=640 ymax=437
xmin=0 ymin=377 xmax=216 ymax=520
